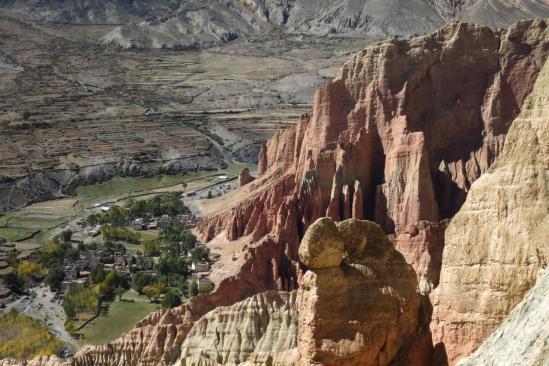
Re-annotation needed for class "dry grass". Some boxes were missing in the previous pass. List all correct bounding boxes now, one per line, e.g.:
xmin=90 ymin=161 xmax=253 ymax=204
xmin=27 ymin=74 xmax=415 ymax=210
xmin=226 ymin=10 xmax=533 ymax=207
xmin=0 ymin=311 xmax=63 ymax=360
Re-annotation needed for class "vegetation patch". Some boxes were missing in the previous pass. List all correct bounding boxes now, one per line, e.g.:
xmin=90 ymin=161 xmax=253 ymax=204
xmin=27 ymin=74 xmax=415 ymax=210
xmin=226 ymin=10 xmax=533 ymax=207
xmin=0 ymin=311 xmax=63 ymax=360
xmin=0 ymin=227 xmax=39 ymax=241
xmin=79 ymin=296 xmax=158 ymax=345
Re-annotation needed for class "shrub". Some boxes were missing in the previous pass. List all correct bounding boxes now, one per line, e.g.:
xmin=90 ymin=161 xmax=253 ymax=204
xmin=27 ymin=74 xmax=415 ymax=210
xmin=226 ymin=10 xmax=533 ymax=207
xmin=161 ymin=290 xmax=182 ymax=309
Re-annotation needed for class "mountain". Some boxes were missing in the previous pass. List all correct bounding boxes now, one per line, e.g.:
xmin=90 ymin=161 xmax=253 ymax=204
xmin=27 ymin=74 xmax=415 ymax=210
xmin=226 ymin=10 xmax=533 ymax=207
xmin=0 ymin=0 xmax=182 ymax=24
xmin=102 ymin=0 xmax=549 ymax=49
xmin=1 ymin=1 xmax=548 ymax=48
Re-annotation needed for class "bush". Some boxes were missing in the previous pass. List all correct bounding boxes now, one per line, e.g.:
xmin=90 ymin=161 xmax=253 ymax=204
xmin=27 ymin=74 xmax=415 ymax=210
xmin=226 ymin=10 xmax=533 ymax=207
xmin=161 ymin=290 xmax=182 ymax=309
xmin=198 ymin=282 xmax=215 ymax=294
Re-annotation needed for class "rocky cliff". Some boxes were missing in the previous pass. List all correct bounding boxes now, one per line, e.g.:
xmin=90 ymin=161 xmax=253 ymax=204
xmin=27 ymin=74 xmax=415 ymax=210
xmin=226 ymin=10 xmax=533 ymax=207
xmin=177 ymin=291 xmax=297 ymax=366
xmin=297 ymin=218 xmax=426 ymax=366
xmin=198 ymin=18 xmax=549 ymax=297
xmin=457 ymin=269 xmax=549 ymax=366
xmin=430 ymin=54 xmax=549 ymax=364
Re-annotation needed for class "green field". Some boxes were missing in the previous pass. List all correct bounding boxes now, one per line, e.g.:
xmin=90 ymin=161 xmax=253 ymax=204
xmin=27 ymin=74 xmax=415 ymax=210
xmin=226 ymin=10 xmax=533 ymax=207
xmin=75 ymin=162 xmax=254 ymax=208
xmin=75 ymin=173 xmax=209 ymax=208
xmin=0 ymin=227 xmax=39 ymax=241
xmin=79 ymin=291 xmax=159 ymax=345
xmin=0 ymin=162 xmax=256 ymax=247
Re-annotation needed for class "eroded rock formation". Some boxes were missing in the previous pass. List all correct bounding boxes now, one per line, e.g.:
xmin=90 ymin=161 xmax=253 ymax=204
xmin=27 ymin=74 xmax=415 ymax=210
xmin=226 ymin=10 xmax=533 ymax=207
xmin=177 ymin=291 xmax=297 ymax=366
xmin=430 ymin=56 xmax=549 ymax=365
xmin=198 ymin=18 xmax=549 ymax=297
xmin=457 ymin=269 xmax=549 ymax=366
xmin=237 ymin=168 xmax=255 ymax=188
xmin=297 ymin=218 xmax=424 ymax=366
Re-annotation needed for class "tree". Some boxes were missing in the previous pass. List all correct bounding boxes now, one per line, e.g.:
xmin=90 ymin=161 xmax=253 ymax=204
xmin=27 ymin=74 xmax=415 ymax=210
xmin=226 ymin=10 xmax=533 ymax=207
xmin=207 ymin=190 xmax=213 ymax=199
xmin=188 ymin=277 xmax=198 ymax=297
xmin=161 ymin=291 xmax=182 ymax=309
xmin=156 ymin=254 xmax=187 ymax=276
xmin=191 ymin=247 xmax=208 ymax=262
xmin=131 ymin=272 xmax=154 ymax=294
xmin=60 ymin=230 xmax=73 ymax=242
xmin=114 ymin=287 xmax=126 ymax=302
xmin=141 ymin=241 xmax=161 ymax=257
xmin=89 ymin=265 xmax=106 ymax=285
xmin=45 ymin=265 xmax=65 ymax=291
xmin=103 ymin=271 xmax=124 ymax=294
xmin=142 ymin=282 xmax=166 ymax=303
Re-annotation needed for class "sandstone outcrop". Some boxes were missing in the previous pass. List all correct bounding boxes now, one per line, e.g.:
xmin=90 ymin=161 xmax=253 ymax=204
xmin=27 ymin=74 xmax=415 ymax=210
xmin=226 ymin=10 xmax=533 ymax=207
xmin=430 ymin=56 xmax=549 ymax=364
xmin=177 ymin=291 xmax=297 ymax=366
xmin=198 ymin=18 xmax=549 ymax=298
xmin=457 ymin=269 xmax=549 ymax=366
xmin=237 ymin=168 xmax=255 ymax=188
xmin=297 ymin=218 xmax=424 ymax=366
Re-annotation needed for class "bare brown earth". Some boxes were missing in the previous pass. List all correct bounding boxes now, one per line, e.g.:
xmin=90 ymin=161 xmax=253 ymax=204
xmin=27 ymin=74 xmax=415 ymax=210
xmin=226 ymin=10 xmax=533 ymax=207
xmin=0 ymin=11 xmax=371 ymax=213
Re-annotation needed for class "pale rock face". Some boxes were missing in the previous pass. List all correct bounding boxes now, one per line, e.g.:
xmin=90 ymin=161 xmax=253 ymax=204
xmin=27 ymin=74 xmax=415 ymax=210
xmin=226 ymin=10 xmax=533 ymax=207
xmin=457 ymin=269 xmax=549 ymax=366
xmin=297 ymin=218 xmax=424 ymax=366
xmin=176 ymin=291 xmax=297 ymax=366
xmin=297 ymin=218 xmax=344 ymax=269
xmin=430 ymin=59 xmax=549 ymax=364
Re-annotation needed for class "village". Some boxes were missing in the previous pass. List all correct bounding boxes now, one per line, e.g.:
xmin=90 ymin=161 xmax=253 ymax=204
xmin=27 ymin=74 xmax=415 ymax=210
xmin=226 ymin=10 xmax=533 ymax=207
xmin=0 ymin=190 xmax=221 ymax=351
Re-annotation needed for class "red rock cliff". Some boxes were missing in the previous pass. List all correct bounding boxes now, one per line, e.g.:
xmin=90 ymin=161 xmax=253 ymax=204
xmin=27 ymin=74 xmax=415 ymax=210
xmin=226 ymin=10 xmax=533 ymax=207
xmin=198 ymin=18 xmax=548 ymax=296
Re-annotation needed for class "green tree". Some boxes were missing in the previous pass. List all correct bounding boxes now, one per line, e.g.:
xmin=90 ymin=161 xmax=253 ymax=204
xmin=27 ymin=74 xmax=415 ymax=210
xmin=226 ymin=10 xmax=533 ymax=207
xmin=103 ymin=270 xmax=124 ymax=293
xmin=191 ymin=247 xmax=208 ymax=262
xmin=60 ymin=230 xmax=73 ymax=242
xmin=45 ymin=265 xmax=65 ymax=291
xmin=142 ymin=282 xmax=166 ymax=303
xmin=161 ymin=290 xmax=182 ymax=309
xmin=141 ymin=241 xmax=161 ymax=257
xmin=89 ymin=265 xmax=106 ymax=284
xmin=188 ymin=277 xmax=198 ymax=297
xmin=131 ymin=272 xmax=154 ymax=294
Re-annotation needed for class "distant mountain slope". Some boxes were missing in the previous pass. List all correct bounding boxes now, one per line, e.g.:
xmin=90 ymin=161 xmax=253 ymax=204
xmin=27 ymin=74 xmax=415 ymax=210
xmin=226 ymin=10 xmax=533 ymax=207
xmin=457 ymin=0 xmax=549 ymax=27
xmin=0 ymin=0 xmax=183 ymax=24
xmin=1 ymin=0 xmax=548 ymax=48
